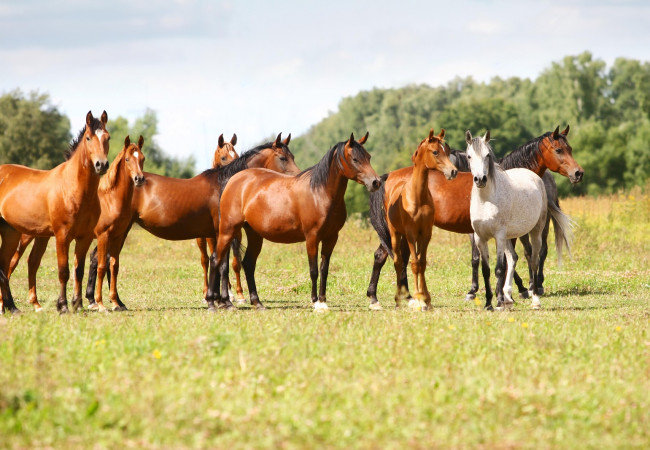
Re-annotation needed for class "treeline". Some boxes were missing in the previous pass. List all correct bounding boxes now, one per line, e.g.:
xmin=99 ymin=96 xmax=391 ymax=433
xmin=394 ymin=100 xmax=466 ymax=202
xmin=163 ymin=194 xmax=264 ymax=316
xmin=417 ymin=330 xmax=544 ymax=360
xmin=291 ymin=52 xmax=650 ymax=214
xmin=0 ymin=90 xmax=195 ymax=178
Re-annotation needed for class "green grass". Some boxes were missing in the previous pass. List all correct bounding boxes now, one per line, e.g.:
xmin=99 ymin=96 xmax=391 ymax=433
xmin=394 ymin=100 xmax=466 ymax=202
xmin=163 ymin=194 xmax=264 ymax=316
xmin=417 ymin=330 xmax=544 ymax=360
xmin=1 ymin=189 xmax=649 ymax=448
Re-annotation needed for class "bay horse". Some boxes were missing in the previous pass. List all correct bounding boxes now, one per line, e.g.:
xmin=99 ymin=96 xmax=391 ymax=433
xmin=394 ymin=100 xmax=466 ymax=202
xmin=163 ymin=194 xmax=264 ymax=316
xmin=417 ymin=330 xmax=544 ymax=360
xmin=367 ymin=126 xmax=582 ymax=309
xmin=385 ymin=129 xmax=457 ymax=310
xmin=466 ymin=130 xmax=573 ymax=310
xmin=7 ymin=136 xmax=146 ymax=312
xmin=195 ymin=133 xmax=248 ymax=302
xmin=0 ymin=111 xmax=110 ymax=314
xmin=84 ymin=133 xmax=299 ymax=310
xmin=212 ymin=132 xmax=381 ymax=312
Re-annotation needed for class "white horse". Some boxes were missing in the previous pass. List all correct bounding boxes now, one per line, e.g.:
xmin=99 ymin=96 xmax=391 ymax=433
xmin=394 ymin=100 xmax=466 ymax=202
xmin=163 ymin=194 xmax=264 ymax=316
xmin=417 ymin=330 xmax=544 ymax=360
xmin=466 ymin=130 xmax=572 ymax=310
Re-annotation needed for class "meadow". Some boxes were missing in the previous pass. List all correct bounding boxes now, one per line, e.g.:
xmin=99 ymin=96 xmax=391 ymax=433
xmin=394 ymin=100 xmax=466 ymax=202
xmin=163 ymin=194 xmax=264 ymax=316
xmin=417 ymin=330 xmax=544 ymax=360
xmin=1 ymin=187 xmax=648 ymax=448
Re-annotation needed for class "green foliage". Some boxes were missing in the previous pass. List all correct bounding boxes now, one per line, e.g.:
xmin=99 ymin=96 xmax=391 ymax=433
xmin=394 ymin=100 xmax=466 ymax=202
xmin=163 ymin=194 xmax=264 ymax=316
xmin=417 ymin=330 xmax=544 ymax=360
xmin=292 ymin=52 xmax=650 ymax=214
xmin=0 ymin=90 xmax=71 ymax=168
xmin=107 ymin=109 xmax=195 ymax=178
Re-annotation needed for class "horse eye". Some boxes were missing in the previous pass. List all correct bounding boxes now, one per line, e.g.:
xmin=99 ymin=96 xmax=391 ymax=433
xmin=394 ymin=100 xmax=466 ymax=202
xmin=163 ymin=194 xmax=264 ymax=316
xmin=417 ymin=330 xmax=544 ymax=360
xmin=467 ymin=155 xmax=471 ymax=160
xmin=555 ymin=148 xmax=562 ymax=154
xmin=280 ymin=156 xmax=288 ymax=162
xmin=433 ymin=151 xmax=439 ymax=156
xmin=352 ymin=158 xmax=359 ymax=163
xmin=86 ymin=136 xmax=90 ymax=141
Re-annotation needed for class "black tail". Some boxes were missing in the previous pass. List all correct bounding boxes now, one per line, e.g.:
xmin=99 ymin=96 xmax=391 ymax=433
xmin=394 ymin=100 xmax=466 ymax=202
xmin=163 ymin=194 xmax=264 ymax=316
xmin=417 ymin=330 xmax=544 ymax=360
xmin=368 ymin=174 xmax=393 ymax=258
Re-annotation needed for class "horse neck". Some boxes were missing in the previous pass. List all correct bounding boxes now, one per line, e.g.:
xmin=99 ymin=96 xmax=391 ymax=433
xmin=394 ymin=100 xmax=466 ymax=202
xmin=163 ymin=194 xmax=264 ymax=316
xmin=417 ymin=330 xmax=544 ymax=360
xmin=112 ymin=158 xmax=136 ymax=203
xmin=475 ymin=166 xmax=502 ymax=202
xmin=64 ymin=143 xmax=100 ymax=194
xmin=404 ymin=160 xmax=432 ymax=206
xmin=322 ymin=154 xmax=349 ymax=205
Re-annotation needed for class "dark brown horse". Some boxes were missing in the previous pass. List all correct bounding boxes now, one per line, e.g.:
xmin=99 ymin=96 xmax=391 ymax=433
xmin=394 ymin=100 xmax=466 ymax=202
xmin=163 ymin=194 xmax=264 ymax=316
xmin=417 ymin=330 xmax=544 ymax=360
xmin=367 ymin=126 xmax=583 ymax=309
xmin=0 ymin=111 xmax=110 ymax=314
xmin=195 ymin=133 xmax=248 ymax=302
xmin=212 ymin=133 xmax=381 ymax=312
xmin=385 ymin=129 xmax=457 ymax=310
xmin=84 ymin=134 xmax=299 ymax=309
xmin=8 ymin=136 xmax=146 ymax=312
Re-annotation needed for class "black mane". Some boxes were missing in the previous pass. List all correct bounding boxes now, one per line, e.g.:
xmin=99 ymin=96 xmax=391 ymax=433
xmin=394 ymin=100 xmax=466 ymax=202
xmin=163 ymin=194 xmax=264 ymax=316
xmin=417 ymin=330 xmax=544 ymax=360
xmin=449 ymin=148 xmax=470 ymax=172
xmin=65 ymin=118 xmax=103 ymax=161
xmin=201 ymin=141 xmax=293 ymax=188
xmin=498 ymin=132 xmax=556 ymax=171
xmin=299 ymin=141 xmax=367 ymax=190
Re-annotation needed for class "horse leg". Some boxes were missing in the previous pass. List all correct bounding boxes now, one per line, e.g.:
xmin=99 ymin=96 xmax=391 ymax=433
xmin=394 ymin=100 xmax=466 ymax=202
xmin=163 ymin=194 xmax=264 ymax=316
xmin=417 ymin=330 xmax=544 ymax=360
xmin=92 ymin=234 xmax=110 ymax=312
xmin=8 ymin=234 xmax=33 ymax=278
xmin=493 ymin=237 xmax=508 ymax=311
xmin=466 ymin=233 xmax=481 ymax=300
xmin=0 ymin=224 xmax=22 ymax=314
xmin=306 ymin=234 xmax=326 ymax=311
xmin=529 ymin=227 xmax=544 ymax=310
xmin=26 ymin=237 xmax=50 ymax=312
xmin=537 ymin=215 xmax=551 ymax=296
xmin=502 ymin=240 xmax=518 ymax=309
xmin=53 ymin=232 xmax=72 ymax=314
xmin=474 ymin=235 xmax=493 ymax=310
xmin=71 ymin=235 xmax=93 ymax=312
xmin=366 ymin=244 xmax=388 ymax=309
xmin=411 ymin=235 xmax=432 ymax=311
xmin=317 ymin=234 xmax=339 ymax=309
xmin=240 ymin=227 xmax=264 ymax=309
xmin=399 ymin=236 xmax=413 ymax=300
xmin=229 ymin=238 xmax=246 ymax=302
xmin=85 ymin=245 xmax=99 ymax=304
xmin=197 ymin=238 xmax=210 ymax=301
xmin=513 ymin=235 xmax=531 ymax=298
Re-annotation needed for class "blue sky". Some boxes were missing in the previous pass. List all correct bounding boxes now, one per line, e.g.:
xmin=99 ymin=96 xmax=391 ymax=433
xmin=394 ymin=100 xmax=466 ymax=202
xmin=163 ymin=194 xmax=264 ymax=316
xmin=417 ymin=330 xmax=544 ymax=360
xmin=1 ymin=0 xmax=649 ymax=169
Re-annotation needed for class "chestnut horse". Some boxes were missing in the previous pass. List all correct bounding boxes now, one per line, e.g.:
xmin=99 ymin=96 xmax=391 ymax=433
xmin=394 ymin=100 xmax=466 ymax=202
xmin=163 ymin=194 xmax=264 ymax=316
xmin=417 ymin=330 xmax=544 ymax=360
xmin=84 ymin=134 xmax=299 ymax=309
xmin=212 ymin=133 xmax=381 ymax=312
xmin=8 ymin=136 xmax=146 ymax=312
xmin=0 ymin=111 xmax=110 ymax=314
xmin=195 ymin=133 xmax=248 ymax=302
xmin=385 ymin=129 xmax=457 ymax=310
xmin=367 ymin=126 xmax=582 ymax=309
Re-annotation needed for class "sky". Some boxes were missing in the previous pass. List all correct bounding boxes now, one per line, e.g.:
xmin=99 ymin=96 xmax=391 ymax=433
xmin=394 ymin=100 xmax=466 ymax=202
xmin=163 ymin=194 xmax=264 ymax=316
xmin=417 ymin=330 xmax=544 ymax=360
xmin=1 ymin=0 xmax=649 ymax=169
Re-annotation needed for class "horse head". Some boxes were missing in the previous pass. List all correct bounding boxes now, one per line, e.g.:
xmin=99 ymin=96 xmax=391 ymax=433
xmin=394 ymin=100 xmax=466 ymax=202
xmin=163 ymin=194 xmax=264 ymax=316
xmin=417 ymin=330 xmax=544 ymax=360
xmin=413 ymin=128 xmax=457 ymax=180
xmin=466 ymin=129 xmax=495 ymax=189
xmin=540 ymin=125 xmax=583 ymax=184
xmin=342 ymin=132 xmax=382 ymax=192
xmin=265 ymin=133 xmax=300 ymax=175
xmin=124 ymin=135 xmax=146 ymax=187
xmin=213 ymin=133 xmax=239 ymax=168
xmin=84 ymin=111 xmax=110 ymax=175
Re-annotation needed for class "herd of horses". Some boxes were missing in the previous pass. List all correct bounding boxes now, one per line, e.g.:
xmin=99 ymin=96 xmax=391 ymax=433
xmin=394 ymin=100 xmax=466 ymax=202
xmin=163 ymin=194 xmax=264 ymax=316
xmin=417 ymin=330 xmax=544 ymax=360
xmin=0 ymin=110 xmax=584 ymax=315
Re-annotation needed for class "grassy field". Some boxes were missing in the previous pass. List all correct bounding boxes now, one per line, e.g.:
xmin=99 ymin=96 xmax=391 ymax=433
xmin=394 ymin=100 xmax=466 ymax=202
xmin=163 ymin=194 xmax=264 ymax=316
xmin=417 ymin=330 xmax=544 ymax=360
xmin=1 ymin=187 xmax=649 ymax=448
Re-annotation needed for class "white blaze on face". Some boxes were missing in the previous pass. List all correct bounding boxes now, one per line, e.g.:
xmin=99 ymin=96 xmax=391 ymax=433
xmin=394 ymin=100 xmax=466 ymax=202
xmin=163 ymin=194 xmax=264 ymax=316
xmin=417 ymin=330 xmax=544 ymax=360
xmin=95 ymin=129 xmax=105 ymax=140
xmin=133 ymin=151 xmax=139 ymax=161
xmin=229 ymin=151 xmax=236 ymax=158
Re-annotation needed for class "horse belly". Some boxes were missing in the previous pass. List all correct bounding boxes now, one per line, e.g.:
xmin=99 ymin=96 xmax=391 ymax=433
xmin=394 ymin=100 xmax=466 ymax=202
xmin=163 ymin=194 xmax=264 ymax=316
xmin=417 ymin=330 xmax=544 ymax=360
xmin=0 ymin=187 xmax=54 ymax=236
xmin=139 ymin=215 xmax=215 ymax=240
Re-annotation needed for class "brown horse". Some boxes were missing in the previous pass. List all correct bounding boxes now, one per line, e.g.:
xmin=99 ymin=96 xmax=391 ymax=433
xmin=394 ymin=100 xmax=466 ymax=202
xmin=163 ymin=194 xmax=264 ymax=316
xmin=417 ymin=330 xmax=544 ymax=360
xmin=8 ymin=136 xmax=146 ymax=312
xmin=213 ymin=132 xmax=381 ymax=312
xmin=0 ymin=111 xmax=110 ymax=314
xmin=385 ymin=129 xmax=457 ymax=310
xmin=367 ymin=126 xmax=583 ymax=309
xmin=195 ymin=133 xmax=250 ymax=302
xmin=84 ymin=133 xmax=299 ymax=309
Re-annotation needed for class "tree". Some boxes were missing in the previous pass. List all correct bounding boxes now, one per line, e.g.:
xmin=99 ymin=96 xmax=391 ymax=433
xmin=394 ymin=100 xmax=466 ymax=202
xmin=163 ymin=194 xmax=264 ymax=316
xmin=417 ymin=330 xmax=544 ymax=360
xmin=0 ymin=89 xmax=71 ymax=168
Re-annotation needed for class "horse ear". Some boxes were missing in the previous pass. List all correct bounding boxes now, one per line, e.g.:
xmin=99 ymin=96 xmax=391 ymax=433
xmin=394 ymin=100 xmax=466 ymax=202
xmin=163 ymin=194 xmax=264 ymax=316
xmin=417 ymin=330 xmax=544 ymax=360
xmin=561 ymin=124 xmax=570 ymax=136
xmin=218 ymin=134 xmax=225 ymax=148
xmin=282 ymin=133 xmax=292 ymax=146
xmin=438 ymin=128 xmax=446 ymax=140
xmin=358 ymin=131 xmax=369 ymax=145
xmin=86 ymin=111 xmax=94 ymax=128
xmin=484 ymin=130 xmax=490 ymax=143
xmin=428 ymin=128 xmax=435 ymax=142
xmin=411 ymin=149 xmax=419 ymax=162
xmin=348 ymin=132 xmax=355 ymax=145
xmin=553 ymin=126 xmax=560 ymax=140
xmin=231 ymin=134 xmax=237 ymax=146
xmin=274 ymin=133 xmax=282 ymax=148
xmin=124 ymin=135 xmax=131 ymax=147
xmin=465 ymin=130 xmax=473 ymax=145
xmin=100 ymin=110 xmax=108 ymax=125
xmin=138 ymin=135 xmax=144 ymax=149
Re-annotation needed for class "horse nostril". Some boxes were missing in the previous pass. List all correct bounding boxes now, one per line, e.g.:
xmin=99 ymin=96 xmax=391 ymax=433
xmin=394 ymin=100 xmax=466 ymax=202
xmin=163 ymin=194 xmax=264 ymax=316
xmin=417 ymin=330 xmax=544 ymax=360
xmin=372 ymin=179 xmax=381 ymax=190
xmin=451 ymin=169 xmax=458 ymax=177
xmin=474 ymin=176 xmax=479 ymax=183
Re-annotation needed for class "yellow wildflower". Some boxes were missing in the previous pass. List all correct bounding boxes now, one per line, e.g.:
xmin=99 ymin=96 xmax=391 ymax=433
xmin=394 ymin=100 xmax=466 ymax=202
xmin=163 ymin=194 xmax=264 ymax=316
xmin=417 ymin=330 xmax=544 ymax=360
xmin=507 ymin=317 xmax=515 ymax=323
xmin=153 ymin=349 xmax=162 ymax=359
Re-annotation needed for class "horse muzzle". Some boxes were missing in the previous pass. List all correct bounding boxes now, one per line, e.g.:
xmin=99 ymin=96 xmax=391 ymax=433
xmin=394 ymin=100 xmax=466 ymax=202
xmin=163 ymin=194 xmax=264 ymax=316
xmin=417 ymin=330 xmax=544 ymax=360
xmin=473 ymin=175 xmax=487 ymax=188
xmin=134 ymin=175 xmax=145 ymax=187
xmin=445 ymin=168 xmax=458 ymax=180
xmin=569 ymin=169 xmax=584 ymax=184
xmin=94 ymin=160 xmax=109 ymax=175
xmin=365 ymin=177 xmax=382 ymax=193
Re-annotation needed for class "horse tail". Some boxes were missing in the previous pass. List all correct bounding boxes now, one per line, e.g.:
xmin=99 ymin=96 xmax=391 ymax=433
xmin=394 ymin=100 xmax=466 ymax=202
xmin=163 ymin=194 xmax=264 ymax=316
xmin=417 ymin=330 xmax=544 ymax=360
xmin=547 ymin=199 xmax=574 ymax=266
xmin=369 ymin=174 xmax=393 ymax=258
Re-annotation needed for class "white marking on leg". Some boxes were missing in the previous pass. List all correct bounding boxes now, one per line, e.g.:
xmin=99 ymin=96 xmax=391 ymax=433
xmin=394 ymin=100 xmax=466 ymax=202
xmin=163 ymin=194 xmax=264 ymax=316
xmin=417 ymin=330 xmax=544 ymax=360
xmin=531 ymin=295 xmax=541 ymax=309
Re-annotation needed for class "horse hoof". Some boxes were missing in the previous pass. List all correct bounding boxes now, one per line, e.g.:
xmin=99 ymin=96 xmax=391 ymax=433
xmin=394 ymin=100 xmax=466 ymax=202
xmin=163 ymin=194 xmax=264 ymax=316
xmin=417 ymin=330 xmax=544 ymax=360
xmin=465 ymin=293 xmax=476 ymax=301
xmin=34 ymin=306 xmax=43 ymax=313
xmin=236 ymin=297 xmax=247 ymax=304
xmin=113 ymin=305 xmax=127 ymax=312
xmin=519 ymin=290 xmax=530 ymax=299
xmin=202 ymin=298 xmax=208 ymax=305
xmin=369 ymin=302 xmax=383 ymax=311
xmin=313 ymin=301 xmax=329 ymax=312
xmin=58 ymin=306 xmax=69 ymax=315
xmin=536 ymin=287 xmax=545 ymax=296
xmin=88 ymin=303 xmax=99 ymax=311
xmin=254 ymin=304 xmax=266 ymax=311
xmin=484 ymin=305 xmax=494 ymax=311
xmin=10 ymin=307 xmax=22 ymax=315
xmin=531 ymin=296 xmax=541 ymax=310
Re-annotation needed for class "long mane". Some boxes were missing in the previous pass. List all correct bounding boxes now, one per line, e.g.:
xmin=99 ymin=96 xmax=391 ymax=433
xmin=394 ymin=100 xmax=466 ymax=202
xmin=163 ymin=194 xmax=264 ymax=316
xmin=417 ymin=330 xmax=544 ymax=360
xmin=499 ymin=132 xmax=556 ymax=171
xmin=65 ymin=117 xmax=103 ymax=161
xmin=299 ymin=141 xmax=366 ymax=191
xmin=99 ymin=147 xmax=127 ymax=192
